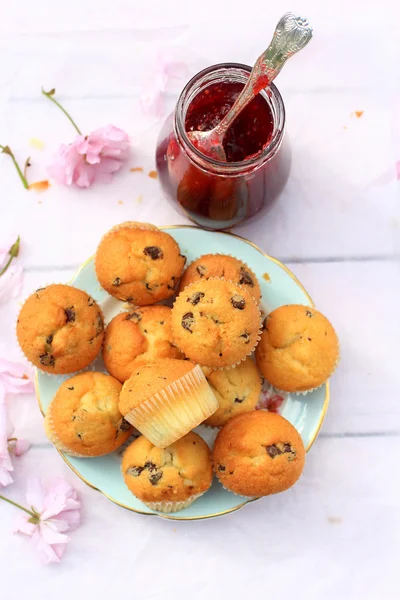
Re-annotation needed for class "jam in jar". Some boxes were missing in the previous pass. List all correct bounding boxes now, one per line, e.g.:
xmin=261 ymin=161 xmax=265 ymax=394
xmin=156 ymin=63 xmax=291 ymax=230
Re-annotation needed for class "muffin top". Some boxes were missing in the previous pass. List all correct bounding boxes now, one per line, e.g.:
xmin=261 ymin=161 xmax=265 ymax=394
xmin=118 ymin=358 xmax=194 ymax=415
xmin=212 ymin=411 xmax=305 ymax=497
xmin=171 ymin=279 xmax=261 ymax=368
xmin=95 ymin=222 xmax=186 ymax=305
xmin=178 ymin=254 xmax=261 ymax=302
xmin=203 ymin=357 xmax=262 ymax=427
xmin=122 ymin=432 xmax=213 ymax=503
xmin=255 ymin=304 xmax=339 ymax=392
xmin=16 ymin=284 xmax=104 ymax=374
xmin=45 ymin=372 xmax=132 ymax=456
xmin=103 ymin=306 xmax=184 ymax=382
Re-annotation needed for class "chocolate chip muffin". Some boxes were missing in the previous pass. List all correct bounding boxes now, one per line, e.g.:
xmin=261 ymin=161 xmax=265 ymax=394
xmin=213 ymin=411 xmax=305 ymax=497
xmin=119 ymin=358 xmax=218 ymax=448
xmin=178 ymin=254 xmax=261 ymax=302
xmin=95 ymin=222 xmax=186 ymax=305
xmin=44 ymin=372 xmax=132 ymax=456
xmin=256 ymin=304 xmax=339 ymax=393
xmin=122 ymin=432 xmax=213 ymax=512
xmin=103 ymin=306 xmax=184 ymax=383
xmin=171 ymin=279 xmax=261 ymax=368
xmin=16 ymin=284 xmax=104 ymax=374
xmin=203 ymin=357 xmax=262 ymax=427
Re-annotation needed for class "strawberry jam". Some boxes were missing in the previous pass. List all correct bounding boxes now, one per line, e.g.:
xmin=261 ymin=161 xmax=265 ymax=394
xmin=156 ymin=64 xmax=291 ymax=229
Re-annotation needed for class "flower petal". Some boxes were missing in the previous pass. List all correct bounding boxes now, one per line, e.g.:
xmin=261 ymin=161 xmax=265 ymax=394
xmin=26 ymin=477 xmax=45 ymax=513
xmin=31 ymin=528 xmax=62 ymax=564
xmin=39 ymin=521 xmax=70 ymax=545
xmin=14 ymin=514 xmax=37 ymax=536
xmin=13 ymin=439 xmax=31 ymax=456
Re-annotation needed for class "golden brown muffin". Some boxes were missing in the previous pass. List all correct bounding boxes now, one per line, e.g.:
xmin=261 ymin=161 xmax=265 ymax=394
xmin=95 ymin=222 xmax=186 ymax=305
xmin=122 ymin=432 xmax=213 ymax=512
xmin=178 ymin=254 xmax=261 ymax=302
xmin=171 ymin=279 xmax=261 ymax=368
xmin=255 ymin=304 xmax=339 ymax=393
xmin=119 ymin=358 xmax=218 ymax=448
xmin=16 ymin=284 xmax=104 ymax=374
xmin=203 ymin=358 xmax=262 ymax=427
xmin=44 ymin=372 xmax=132 ymax=456
xmin=213 ymin=411 xmax=305 ymax=497
xmin=103 ymin=306 xmax=184 ymax=382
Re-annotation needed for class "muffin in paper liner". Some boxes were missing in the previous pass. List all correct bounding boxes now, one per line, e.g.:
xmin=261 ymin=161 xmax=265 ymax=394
xmin=256 ymin=305 xmax=339 ymax=395
xmin=171 ymin=277 xmax=262 ymax=370
xmin=16 ymin=284 xmax=104 ymax=375
xmin=121 ymin=432 xmax=213 ymax=512
xmin=95 ymin=221 xmax=186 ymax=306
xmin=120 ymin=360 xmax=219 ymax=448
xmin=212 ymin=411 xmax=306 ymax=497
xmin=43 ymin=372 xmax=132 ymax=457
xmin=177 ymin=253 xmax=262 ymax=302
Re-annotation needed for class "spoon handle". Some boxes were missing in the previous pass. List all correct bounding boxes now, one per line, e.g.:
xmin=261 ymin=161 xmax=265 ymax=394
xmin=215 ymin=13 xmax=313 ymax=137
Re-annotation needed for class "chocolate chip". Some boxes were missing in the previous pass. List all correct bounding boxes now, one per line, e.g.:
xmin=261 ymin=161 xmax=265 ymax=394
xmin=146 ymin=282 xmax=158 ymax=291
xmin=283 ymin=444 xmax=293 ymax=453
xmin=305 ymin=310 xmax=313 ymax=318
xmin=77 ymin=432 xmax=83 ymax=440
xmin=46 ymin=334 xmax=53 ymax=345
xmin=239 ymin=268 xmax=254 ymax=287
xmin=219 ymin=352 xmax=223 ymax=357
xmin=266 ymin=444 xmax=282 ymax=458
xmin=144 ymin=461 xmax=157 ymax=473
xmin=229 ymin=471 xmax=234 ymax=475
xmin=96 ymin=313 xmax=103 ymax=334
xmin=218 ymin=465 xmax=226 ymax=471
xmin=159 ymin=321 xmax=164 ymax=325
xmin=308 ymin=337 xmax=312 ymax=341
xmin=125 ymin=311 xmax=142 ymax=322
xmin=231 ymin=295 xmax=245 ymax=310
xmin=234 ymin=397 xmax=245 ymax=403
xmin=196 ymin=265 xmax=206 ymax=278
xmin=64 ymin=307 xmax=75 ymax=322
xmin=68 ymin=386 xmax=74 ymax=391
xmin=119 ymin=419 xmax=131 ymax=432
xmin=149 ymin=471 xmax=163 ymax=485
xmin=39 ymin=353 xmax=55 ymax=367
xmin=181 ymin=312 xmax=195 ymax=333
xmin=144 ymin=246 xmax=163 ymax=260
xmin=187 ymin=291 xmax=205 ymax=305
xmin=125 ymin=297 xmax=134 ymax=303
xmin=36 ymin=287 xmax=45 ymax=293
xmin=167 ymin=276 xmax=176 ymax=291
xmin=113 ymin=277 xmax=122 ymax=286
xmin=88 ymin=297 xmax=95 ymax=306
xmin=126 ymin=466 xmax=144 ymax=477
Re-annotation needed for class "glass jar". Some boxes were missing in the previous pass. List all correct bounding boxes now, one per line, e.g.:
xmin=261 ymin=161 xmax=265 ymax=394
xmin=156 ymin=63 xmax=291 ymax=230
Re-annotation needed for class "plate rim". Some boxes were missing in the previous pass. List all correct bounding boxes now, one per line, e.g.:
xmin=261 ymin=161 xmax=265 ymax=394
xmin=35 ymin=225 xmax=330 ymax=521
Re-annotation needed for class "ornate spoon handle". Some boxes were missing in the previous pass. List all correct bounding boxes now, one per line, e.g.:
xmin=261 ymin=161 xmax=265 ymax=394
xmin=215 ymin=13 xmax=313 ymax=136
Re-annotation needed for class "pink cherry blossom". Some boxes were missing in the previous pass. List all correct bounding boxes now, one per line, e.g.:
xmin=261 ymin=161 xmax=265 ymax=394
xmin=0 ymin=359 xmax=34 ymax=487
xmin=48 ymin=125 xmax=130 ymax=188
xmin=140 ymin=54 xmax=188 ymax=121
xmin=14 ymin=478 xmax=81 ymax=564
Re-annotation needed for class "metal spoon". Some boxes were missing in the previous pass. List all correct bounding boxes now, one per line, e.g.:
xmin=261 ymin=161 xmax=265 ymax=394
xmin=187 ymin=12 xmax=313 ymax=162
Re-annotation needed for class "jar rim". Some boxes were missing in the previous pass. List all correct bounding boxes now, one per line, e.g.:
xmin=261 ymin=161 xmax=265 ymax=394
xmin=174 ymin=62 xmax=286 ymax=175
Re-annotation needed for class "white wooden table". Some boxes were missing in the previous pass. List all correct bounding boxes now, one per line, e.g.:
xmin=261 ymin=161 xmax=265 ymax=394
xmin=1 ymin=1 xmax=399 ymax=597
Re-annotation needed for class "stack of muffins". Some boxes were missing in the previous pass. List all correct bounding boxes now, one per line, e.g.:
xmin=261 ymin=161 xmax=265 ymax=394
xmin=16 ymin=221 xmax=339 ymax=513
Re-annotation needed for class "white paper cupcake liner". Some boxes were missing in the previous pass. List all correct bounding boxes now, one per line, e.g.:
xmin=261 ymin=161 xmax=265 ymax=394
xmin=123 ymin=364 xmax=219 ymax=448
xmin=145 ymin=492 xmax=204 ymax=513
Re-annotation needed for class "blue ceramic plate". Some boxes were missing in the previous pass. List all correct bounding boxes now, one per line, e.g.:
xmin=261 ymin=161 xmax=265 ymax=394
xmin=36 ymin=226 xmax=329 ymax=521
